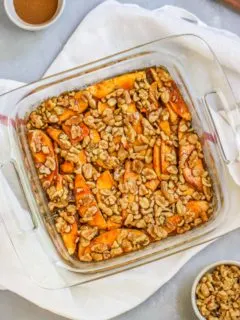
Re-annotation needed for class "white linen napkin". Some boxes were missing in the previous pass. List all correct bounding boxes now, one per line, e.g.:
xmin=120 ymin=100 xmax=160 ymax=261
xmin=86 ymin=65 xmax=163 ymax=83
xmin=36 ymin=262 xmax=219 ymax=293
xmin=0 ymin=1 xmax=240 ymax=319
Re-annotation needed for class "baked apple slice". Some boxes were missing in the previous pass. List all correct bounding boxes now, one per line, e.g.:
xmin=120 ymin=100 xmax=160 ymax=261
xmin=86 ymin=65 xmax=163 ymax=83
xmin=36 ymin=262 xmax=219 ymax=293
xmin=97 ymin=170 xmax=115 ymax=190
xmin=74 ymin=91 xmax=89 ymax=114
xmin=79 ymin=228 xmax=150 ymax=261
xmin=88 ymin=71 xmax=145 ymax=99
xmin=164 ymin=215 xmax=184 ymax=234
xmin=62 ymin=116 xmax=89 ymax=145
xmin=168 ymin=82 xmax=191 ymax=121
xmin=60 ymin=161 xmax=74 ymax=174
xmin=78 ymin=150 xmax=87 ymax=165
xmin=153 ymin=144 xmax=161 ymax=179
xmin=145 ymin=179 xmax=160 ymax=191
xmin=90 ymin=129 xmax=101 ymax=144
xmin=28 ymin=129 xmax=57 ymax=189
xmin=183 ymin=158 xmax=204 ymax=192
xmin=124 ymin=161 xmax=138 ymax=183
xmin=166 ymin=103 xmax=179 ymax=124
xmin=161 ymin=82 xmax=191 ymax=121
xmin=186 ymin=200 xmax=209 ymax=222
xmin=159 ymin=120 xmax=171 ymax=136
xmin=179 ymin=143 xmax=195 ymax=169
xmin=61 ymin=222 xmax=78 ymax=255
xmin=149 ymin=82 xmax=160 ymax=110
xmin=161 ymin=141 xmax=176 ymax=174
xmin=75 ymin=174 xmax=107 ymax=229
xmin=57 ymin=109 xmax=76 ymax=123
xmin=46 ymin=127 xmax=71 ymax=150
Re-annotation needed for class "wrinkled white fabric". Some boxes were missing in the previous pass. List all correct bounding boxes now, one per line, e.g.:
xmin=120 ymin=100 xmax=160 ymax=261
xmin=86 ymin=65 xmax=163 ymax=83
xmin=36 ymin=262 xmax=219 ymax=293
xmin=0 ymin=1 xmax=240 ymax=319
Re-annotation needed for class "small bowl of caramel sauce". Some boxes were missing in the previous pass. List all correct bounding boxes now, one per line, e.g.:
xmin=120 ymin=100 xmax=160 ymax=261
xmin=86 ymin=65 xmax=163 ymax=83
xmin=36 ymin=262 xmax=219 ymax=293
xmin=4 ymin=0 xmax=65 ymax=31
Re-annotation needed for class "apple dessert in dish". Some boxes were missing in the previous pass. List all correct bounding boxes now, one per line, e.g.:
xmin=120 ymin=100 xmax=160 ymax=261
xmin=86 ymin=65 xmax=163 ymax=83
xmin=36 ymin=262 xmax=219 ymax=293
xmin=26 ymin=66 xmax=214 ymax=262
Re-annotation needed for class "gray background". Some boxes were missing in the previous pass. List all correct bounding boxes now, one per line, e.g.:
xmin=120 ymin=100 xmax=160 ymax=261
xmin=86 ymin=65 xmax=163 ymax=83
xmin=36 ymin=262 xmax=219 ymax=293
xmin=0 ymin=0 xmax=239 ymax=319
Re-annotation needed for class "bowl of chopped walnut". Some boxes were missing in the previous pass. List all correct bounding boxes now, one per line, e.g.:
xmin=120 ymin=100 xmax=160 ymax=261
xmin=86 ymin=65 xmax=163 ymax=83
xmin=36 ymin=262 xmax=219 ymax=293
xmin=191 ymin=261 xmax=240 ymax=320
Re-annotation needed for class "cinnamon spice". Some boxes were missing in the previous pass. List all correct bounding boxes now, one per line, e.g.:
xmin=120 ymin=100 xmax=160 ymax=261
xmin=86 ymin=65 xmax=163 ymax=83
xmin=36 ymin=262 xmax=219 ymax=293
xmin=13 ymin=0 xmax=58 ymax=25
xmin=222 ymin=0 xmax=240 ymax=11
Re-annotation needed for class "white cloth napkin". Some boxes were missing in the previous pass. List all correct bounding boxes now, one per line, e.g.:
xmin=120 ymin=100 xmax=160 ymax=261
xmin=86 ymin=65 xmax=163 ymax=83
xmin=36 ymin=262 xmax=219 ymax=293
xmin=0 ymin=1 xmax=240 ymax=319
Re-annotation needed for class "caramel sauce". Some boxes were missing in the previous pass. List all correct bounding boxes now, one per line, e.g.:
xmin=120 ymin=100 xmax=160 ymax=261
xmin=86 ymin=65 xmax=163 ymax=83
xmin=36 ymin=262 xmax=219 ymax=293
xmin=13 ymin=0 xmax=58 ymax=25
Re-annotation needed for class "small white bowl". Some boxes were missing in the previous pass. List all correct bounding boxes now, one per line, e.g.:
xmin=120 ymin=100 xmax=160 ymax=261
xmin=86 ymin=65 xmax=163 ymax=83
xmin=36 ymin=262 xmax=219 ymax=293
xmin=4 ymin=0 xmax=65 ymax=31
xmin=191 ymin=260 xmax=240 ymax=320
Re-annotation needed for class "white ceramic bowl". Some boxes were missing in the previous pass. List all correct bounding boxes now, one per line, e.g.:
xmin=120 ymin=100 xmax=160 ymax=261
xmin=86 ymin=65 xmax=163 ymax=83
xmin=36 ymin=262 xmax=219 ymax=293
xmin=4 ymin=0 xmax=65 ymax=31
xmin=191 ymin=260 xmax=240 ymax=320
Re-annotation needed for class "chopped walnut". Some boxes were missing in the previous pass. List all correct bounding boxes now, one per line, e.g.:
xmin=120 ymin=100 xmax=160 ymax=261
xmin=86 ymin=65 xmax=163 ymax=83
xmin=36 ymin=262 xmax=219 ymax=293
xmin=147 ymin=224 xmax=168 ymax=240
xmin=80 ymin=226 xmax=98 ymax=241
xmin=196 ymin=264 xmax=240 ymax=320
xmin=45 ymin=157 xmax=56 ymax=171
xmin=132 ymin=160 xmax=144 ymax=173
xmin=55 ymin=216 xmax=71 ymax=233
xmin=142 ymin=167 xmax=157 ymax=180
xmin=139 ymin=197 xmax=150 ymax=209
xmin=82 ymin=163 xmax=93 ymax=180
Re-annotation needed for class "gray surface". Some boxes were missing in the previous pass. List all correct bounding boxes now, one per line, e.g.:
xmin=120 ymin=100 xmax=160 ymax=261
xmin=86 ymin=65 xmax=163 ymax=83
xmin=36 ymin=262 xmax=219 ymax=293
xmin=0 ymin=0 xmax=239 ymax=319
xmin=0 ymin=0 xmax=240 ymax=83
xmin=0 ymin=229 xmax=239 ymax=320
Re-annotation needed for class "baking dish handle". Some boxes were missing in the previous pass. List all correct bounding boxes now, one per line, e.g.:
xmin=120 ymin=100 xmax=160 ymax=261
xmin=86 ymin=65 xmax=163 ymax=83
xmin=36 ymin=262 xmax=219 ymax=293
xmin=0 ymin=160 xmax=36 ymax=233
xmin=0 ymin=113 xmax=37 ymax=232
xmin=203 ymin=90 xmax=240 ymax=165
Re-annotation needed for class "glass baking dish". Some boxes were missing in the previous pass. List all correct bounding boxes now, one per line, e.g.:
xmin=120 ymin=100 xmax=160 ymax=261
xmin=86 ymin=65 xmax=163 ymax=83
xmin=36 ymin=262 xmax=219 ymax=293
xmin=0 ymin=34 xmax=239 ymax=289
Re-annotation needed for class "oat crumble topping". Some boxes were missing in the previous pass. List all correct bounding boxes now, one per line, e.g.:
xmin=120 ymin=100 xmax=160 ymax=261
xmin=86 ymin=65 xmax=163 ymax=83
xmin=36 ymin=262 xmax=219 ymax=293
xmin=27 ymin=67 xmax=214 ymax=262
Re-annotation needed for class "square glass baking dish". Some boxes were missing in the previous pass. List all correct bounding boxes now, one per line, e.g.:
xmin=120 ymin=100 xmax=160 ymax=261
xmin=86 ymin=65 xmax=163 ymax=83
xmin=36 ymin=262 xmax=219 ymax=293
xmin=0 ymin=34 xmax=239 ymax=289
